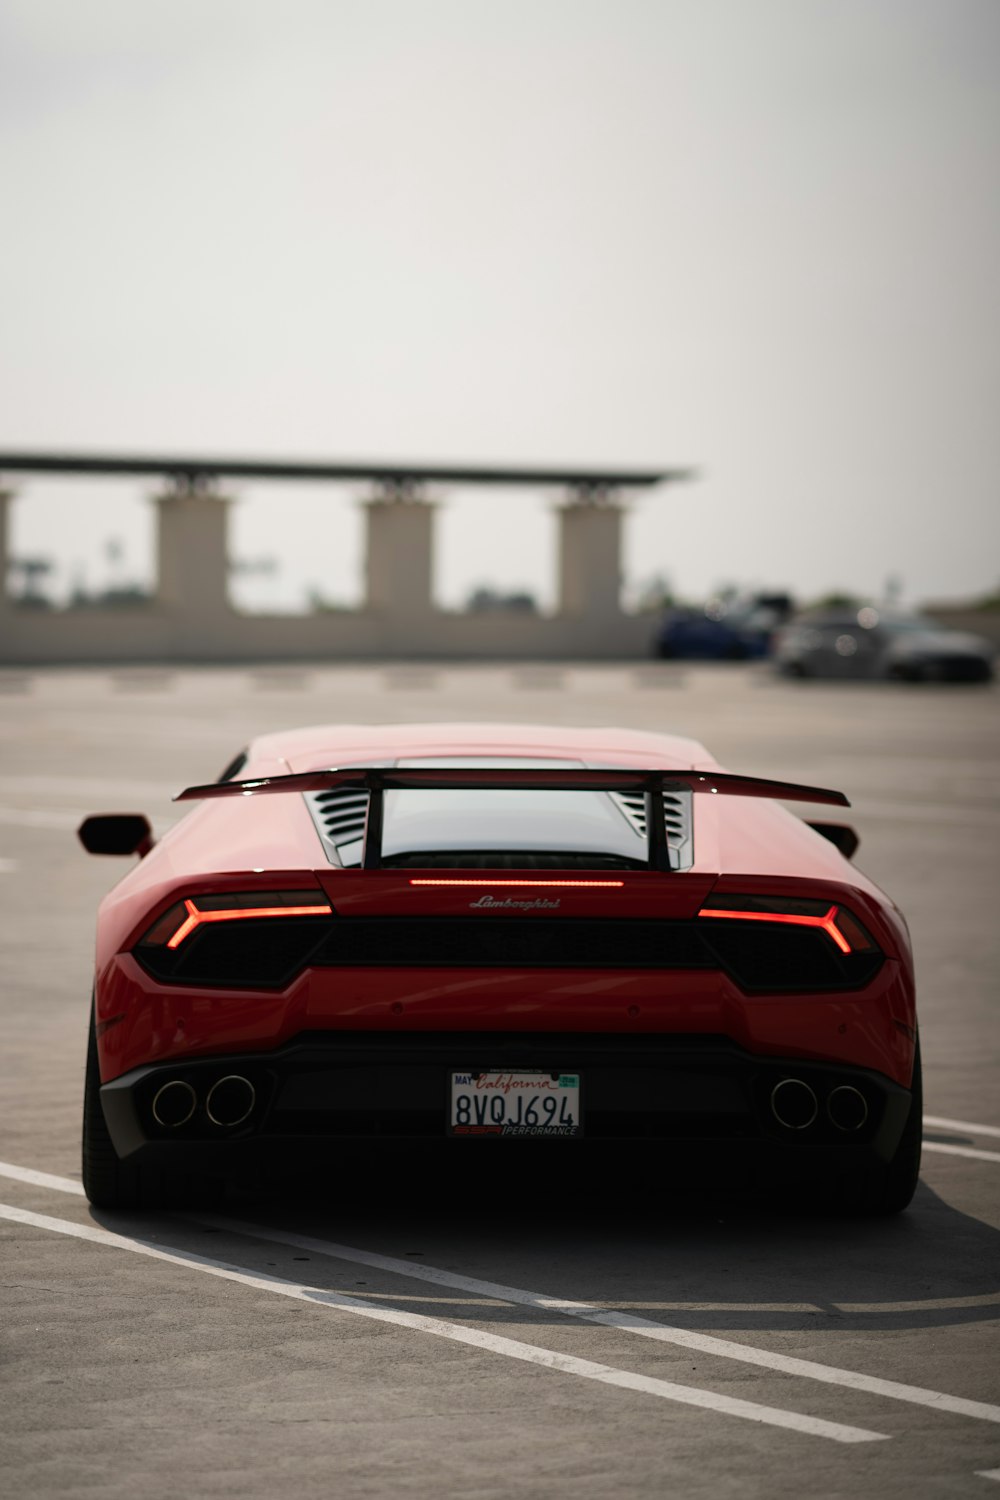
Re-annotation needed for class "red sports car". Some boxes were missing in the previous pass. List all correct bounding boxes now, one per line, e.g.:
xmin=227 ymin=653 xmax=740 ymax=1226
xmin=78 ymin=723 xmax=921 ymax=1212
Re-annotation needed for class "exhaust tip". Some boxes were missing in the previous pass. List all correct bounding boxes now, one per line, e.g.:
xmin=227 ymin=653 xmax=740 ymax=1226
xmin=827 ymin=1085 xmax=868 ymax=1132
xmin=770 ymin=1078 xmax=818 ymax=1131
xmin=151 ymin=1079 xmax=197 ymax=1129
xmin=206 ymin=1074 xmax=255 ymax=1128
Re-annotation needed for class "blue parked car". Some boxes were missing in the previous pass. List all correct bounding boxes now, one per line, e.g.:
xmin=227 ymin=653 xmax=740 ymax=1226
xmin=653 ymin=595 xmax=793 ymax=660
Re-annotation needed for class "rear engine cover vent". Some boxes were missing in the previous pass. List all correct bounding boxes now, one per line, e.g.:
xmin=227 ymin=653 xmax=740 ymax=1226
xmin=304 ymin=788 xmax=369 ymax=867
xmin=305 ymin=784 xmax=695 ymax=870
xmin=611 ymin=790 xmax=694 ymax=871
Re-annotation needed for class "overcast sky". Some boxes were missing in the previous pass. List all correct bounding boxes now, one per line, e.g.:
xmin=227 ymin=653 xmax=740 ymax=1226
xmin=1 ymin=0 xmax=997 ymax=612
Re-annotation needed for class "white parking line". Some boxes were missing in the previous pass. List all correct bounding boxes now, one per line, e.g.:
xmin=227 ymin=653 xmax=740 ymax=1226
xmin=2 ymin=1158 xmax=998 ymax=1430
xmin=0 ymin=807 xmax=85 ymax=831
xmin=195 ymin=1213 xmax=1000 ymax=1429
xmin=0 ymin=806 xmax=171 ymax=836
xmin=0 ymin=1162 xmax=85 ymax=1194
xmin=923 ymin=1143 xmax=1000 ymax=1165
xmin=976 ymin=1471 xmax=1000 ymax=1483
xmin=0 ymin=774 xmax=171 ymax=800
xmin=925 ymin=1116 xmax=1000 ymax=1141
xmin=0 ymin=1202 xmax=885 ymax=1446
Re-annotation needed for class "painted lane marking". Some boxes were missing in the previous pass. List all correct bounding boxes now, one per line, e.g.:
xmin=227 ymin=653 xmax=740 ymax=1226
xmin=851 ymin=801 xmax=1000 ymax=830
xmin=0 ymin=1162 xmax=85 ymax=1194
xmin=976 ymin=1472 xmax=1000 ymax=1483
xmin=195 ymin=1214 xmax=1000 ymax=1429
xmin=925 ymin=1116 xmax=1000 ymax=1141
xmin=923 ymin=1143 xmax=1000 ymax=1165
xmin=0 ymin=1160 xmax=997 ymax=1429
xmin=0 ymin=774 xmax=171 ymax=800
xmin=0 ymin=807 xmax=170 ymax=836
xmin=0 ymin=1203 xmax=885 ymax=1445
xmin=833 ymin=1293 xmax=1000 ymax=1314
xmin=0 ymin=807 xmax=88 ymax=831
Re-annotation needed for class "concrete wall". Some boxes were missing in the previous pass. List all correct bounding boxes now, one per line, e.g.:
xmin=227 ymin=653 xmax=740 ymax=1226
xmin=0 ymin=487 xmax=661 ymax=663
xmin=0 ymin=600 xmax=659 ymax=664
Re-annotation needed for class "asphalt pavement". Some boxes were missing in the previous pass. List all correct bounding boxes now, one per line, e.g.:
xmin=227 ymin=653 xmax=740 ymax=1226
xmin=1 ymin=662 xmax=998 ymax=1498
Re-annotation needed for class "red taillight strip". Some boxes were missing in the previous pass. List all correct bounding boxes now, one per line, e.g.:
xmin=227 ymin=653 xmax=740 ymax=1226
xmin=166 ymin=898 xmax=333 ymax=950
xmin=698 ymin=904 xmax=852 ymax=954
xmin=408 ymin=879 xmax=625 ymax=889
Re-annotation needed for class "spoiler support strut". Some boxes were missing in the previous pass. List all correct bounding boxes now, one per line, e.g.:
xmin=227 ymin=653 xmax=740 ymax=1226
xmin=362 ymin=780 xmax=385 ymax=871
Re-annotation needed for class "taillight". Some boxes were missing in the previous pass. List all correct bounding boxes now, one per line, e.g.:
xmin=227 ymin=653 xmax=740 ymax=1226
xmin=698 ymin=894 xmax=876 ymax=955
xmin=408 ymin=879 xmax=625 ymax=889
xmin=140 ymin=891 xmax=332 ymax=951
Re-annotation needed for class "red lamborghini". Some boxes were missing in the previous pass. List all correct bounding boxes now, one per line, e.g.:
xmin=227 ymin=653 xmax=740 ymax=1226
xmin=78 ymin=723 xmax=921 ymax=1213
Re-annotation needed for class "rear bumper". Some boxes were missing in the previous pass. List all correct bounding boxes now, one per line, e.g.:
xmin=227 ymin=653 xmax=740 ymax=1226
xmin=100 ymin=1031 xmax=914 ymax=1180
xmin=96 ymin=951 xmax=917 ymax=1088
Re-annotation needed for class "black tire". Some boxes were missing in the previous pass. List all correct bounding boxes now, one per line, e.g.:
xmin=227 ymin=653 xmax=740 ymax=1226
xmin=875 ymin=1039 xmax=923 ymax=1213
xmin=82 ymin=1006 xmax=142 ymax=1208
xmin=82 ymin=1005 xmax=223 ymax=1210
xmin=832 ymin=1042 xmax=923 ymax=1215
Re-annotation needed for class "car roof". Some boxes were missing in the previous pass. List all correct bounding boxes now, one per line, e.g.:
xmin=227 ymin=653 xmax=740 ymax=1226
xmin=246 ymin=722 xmax=718 ymax=775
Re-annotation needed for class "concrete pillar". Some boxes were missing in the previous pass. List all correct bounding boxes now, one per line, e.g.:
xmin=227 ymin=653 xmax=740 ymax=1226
xmin=154 ymin=485 xmax=232 ymax=621
xmin=557 ymin=494 xmax=625 ymax=619
xmin=363 ymin=495 xmax=436 ymax=618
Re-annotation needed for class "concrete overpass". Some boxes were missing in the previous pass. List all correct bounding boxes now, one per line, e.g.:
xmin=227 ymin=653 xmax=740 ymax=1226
xmin=0 ymin=452 xmax=693 ymax=662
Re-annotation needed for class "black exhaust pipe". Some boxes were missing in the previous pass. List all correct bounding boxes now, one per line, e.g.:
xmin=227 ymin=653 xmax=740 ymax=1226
xmin=206 ymin=1075 xmax=255 ymax=1128
xmin=770 ymin=1078 xmax=818 ymax=1130
xmin=827 ymin=1085 xmax=868 ymax=1132
xmin=151 ymin=1079 xmax=197 ymax=1128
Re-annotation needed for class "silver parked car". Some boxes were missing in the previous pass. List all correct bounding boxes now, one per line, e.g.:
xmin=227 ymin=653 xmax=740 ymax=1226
xmin=774 ymin=608 xmax=995 ymax=683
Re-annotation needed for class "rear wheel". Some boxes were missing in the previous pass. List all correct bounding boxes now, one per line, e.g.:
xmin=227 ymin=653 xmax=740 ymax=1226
xmin=82 ymin=1005 xmax=223 ymax=1210
xmin=832 ymin=1042 xmax=922 ymax=1215
xmin=82 ymin=1008 xmax=140 ymax=1208
xmin=875 ymin=1040 xmax=923 ymax=1213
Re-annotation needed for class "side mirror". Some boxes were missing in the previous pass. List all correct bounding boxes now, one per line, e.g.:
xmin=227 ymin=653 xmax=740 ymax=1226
xmin=78 ymin=814 xmax=154 ymax=857
xmin=807 ymin=821 xmax=859 ymax=860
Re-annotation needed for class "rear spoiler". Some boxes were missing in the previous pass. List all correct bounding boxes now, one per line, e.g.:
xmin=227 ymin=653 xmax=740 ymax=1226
xmin=175 ymin=767 xmax=849 ymax=873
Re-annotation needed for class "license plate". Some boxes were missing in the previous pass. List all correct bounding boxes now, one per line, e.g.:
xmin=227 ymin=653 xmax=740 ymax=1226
xmin=449 ymin=1071 xmax=581 ymax=1137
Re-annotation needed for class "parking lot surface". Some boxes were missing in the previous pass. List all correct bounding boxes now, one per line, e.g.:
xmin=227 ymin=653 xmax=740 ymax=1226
xmin=1 ymin=662 xmax=998 ymax=1498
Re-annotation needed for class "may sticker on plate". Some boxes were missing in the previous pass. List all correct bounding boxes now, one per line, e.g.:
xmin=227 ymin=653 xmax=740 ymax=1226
xmin=449 ymin=1070 xmax=581 ymax=1137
